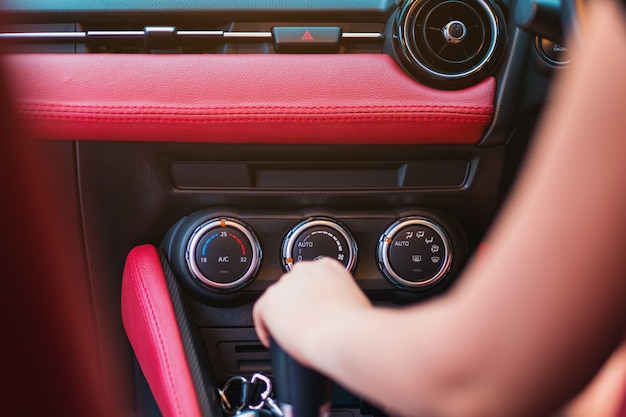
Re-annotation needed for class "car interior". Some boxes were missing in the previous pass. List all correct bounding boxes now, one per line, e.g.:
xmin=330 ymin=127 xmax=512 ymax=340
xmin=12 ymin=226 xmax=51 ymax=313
xmin=0 ymin=0 xmax=606 ymax=416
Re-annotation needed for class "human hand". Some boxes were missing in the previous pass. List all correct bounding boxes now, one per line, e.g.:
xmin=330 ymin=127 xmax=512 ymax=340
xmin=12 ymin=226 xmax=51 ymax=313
xmin=253 ymin=258 xmax=372 ymax=367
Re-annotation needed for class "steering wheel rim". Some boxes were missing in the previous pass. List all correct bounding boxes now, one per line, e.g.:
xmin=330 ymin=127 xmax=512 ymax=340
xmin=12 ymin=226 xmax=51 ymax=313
xmin=561 ymin=0 xmax=589 ymax=45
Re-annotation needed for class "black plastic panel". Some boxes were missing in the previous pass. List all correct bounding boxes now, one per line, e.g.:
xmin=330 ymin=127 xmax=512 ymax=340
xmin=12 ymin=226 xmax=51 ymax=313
xmin=170 ymin=161 xmax=469 ymax=189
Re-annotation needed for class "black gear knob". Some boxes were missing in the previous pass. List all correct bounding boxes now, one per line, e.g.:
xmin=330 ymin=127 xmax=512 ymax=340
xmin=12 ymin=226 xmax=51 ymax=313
xmin=270 ymin=338 xmax=334 ymax=417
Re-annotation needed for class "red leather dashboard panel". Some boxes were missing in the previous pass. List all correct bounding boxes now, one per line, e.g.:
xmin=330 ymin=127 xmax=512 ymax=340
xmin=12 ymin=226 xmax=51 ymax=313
xmin=121 ymin=244 xmax=202 ymax=417
xmin=7 ymin=54 xmax=495 ymax=144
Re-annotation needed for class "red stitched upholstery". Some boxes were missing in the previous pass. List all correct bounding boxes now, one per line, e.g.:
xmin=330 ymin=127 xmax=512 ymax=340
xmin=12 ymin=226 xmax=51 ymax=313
xmin=121 ymin=244 xmax=202 ymax=417
xmin=6 ymin=54 xmax=494 ymax=144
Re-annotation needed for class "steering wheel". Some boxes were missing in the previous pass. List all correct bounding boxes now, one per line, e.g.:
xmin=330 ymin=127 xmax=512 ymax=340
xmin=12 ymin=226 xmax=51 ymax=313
xmin=515 ymin=0 xmax=589 ymax=45
xmin=561 ymin=0 xmax=589 ymax=45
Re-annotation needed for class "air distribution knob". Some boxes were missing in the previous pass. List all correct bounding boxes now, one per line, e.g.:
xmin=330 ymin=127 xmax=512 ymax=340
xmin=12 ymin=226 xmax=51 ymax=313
xmin=377 ymin=217 xmax=452 ymax=289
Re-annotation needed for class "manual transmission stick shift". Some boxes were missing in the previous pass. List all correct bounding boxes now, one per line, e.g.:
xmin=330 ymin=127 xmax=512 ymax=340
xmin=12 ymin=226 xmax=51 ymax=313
xmin=270 ymin=338 xmax=334 ymax=417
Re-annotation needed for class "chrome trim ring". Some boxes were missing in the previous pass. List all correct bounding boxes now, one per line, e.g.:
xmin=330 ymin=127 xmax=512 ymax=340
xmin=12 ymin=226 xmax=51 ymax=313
xmin=186 ymin=217 xmax=262 ymax=291
xmin=281 ymin=217 xmax=357 ymax=273
xmin=377 ymin=217 xmax=452 ymax=289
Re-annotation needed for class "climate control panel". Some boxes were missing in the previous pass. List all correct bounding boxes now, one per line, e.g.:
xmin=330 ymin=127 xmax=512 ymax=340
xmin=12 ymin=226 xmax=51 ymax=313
xmin=162 ymin=209 xmax=466 ymax=304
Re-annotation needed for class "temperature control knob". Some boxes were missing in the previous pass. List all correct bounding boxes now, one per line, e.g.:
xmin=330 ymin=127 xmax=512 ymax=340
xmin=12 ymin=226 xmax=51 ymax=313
xmin=186 ymin=217 xmax=262 ymax=291
xmin=282 ymin=217 xmax=357 ymax=272
xmin=377 ymin=217 xmax=452 ymax=289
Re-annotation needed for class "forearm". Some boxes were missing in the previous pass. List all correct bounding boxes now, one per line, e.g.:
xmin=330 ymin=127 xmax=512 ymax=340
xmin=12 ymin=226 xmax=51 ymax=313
xmin=310 ymin=297 xmax=488 ymax=417
xmin=305 ymin=2 xmax=626 ymax=415
xmin=255 ymin=2 xmax=626 ymax=415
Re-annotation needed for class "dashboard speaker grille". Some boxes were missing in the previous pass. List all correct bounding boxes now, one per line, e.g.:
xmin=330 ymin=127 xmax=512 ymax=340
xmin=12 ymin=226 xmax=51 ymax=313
xmin=396 ymin=0 xmax=505 ymax=88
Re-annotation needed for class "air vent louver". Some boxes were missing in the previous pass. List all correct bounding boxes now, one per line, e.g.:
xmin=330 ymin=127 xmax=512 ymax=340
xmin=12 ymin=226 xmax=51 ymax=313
xmin=395 ymin=0 xmax=505 ymax=89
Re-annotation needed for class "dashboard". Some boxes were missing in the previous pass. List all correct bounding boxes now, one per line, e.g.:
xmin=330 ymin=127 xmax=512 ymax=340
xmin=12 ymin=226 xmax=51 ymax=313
xmin=0 ymin=0 xmax=563 ymax=415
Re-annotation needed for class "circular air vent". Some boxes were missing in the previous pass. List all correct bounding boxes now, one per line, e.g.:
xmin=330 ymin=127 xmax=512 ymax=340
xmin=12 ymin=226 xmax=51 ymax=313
xmin=395 ymin=0 xmax=506 ymax=89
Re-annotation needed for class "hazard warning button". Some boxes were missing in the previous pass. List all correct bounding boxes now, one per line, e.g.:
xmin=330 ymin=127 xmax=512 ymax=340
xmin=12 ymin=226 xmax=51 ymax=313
xmin=272 ymin=27 xmax=341 ymax=53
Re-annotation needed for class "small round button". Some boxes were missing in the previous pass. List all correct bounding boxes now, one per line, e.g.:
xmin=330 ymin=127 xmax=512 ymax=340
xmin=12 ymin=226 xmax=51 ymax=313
xmin=186 ymin=217 xmax=261 ymax=292
xmin=377 ymin=217 xmax=452 ymax=289
xmin=282 ymin=217 xmax=357 ymax=272
xmin=536 ymin=37 xmax=570 ymax=66
xmin=443 ymin=20 xmax=467 ymax=44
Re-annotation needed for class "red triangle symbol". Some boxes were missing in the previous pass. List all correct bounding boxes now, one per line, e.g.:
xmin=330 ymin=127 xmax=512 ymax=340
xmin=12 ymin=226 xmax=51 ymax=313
xmin=301 ymin=30 xmax=315 ymax=41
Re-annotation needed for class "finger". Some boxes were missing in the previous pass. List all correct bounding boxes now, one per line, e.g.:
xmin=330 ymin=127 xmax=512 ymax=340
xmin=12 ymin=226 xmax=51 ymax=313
xmin=252 ymin=296 xmax=271 ymax=347
xmin=253 ymin=267 xmax=295 ymax=347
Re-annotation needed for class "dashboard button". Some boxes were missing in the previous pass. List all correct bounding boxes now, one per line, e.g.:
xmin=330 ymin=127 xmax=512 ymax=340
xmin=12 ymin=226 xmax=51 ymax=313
xmin=272 ymin=27 xmax=341 ymax=53
xmin=537 ymin=37 xmax=570 ymax=66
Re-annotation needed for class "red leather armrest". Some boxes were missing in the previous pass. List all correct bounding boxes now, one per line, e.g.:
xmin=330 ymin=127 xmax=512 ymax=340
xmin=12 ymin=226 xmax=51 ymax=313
xmin=121 ymin=244 xmax=202 ymax=417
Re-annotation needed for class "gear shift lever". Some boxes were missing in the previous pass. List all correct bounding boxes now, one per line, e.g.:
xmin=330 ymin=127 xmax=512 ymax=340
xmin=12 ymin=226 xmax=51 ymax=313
xmin=270 ymin=338 xmax=334 ymax=417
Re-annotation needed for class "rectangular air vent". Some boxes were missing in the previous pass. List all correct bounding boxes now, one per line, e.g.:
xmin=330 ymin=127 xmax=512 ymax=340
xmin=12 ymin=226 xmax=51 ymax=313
xmin=202 ymin=328 xmax=272 ymax=382
xmin=218 ymin=342 xmax=271 ymax=375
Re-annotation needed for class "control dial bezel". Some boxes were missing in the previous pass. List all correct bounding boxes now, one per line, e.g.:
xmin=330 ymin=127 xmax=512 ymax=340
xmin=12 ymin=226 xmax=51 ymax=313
xmin=377 ymin=216 xmax=452 ymax=289
xmin=186 ymin=217 xmax=262 ymax=292
xmin=281 ymin=217 xmax=358 ymax=273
